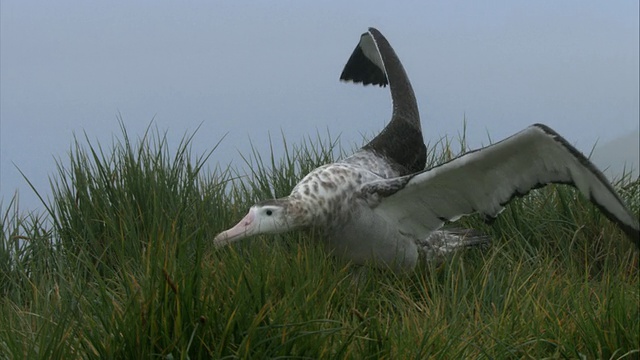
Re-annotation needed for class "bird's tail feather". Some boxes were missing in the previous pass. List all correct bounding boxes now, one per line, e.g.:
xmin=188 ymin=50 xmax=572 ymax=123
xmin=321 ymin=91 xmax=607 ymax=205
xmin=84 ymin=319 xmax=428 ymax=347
xmin=418 ymin=228 xmax=491 ymax=264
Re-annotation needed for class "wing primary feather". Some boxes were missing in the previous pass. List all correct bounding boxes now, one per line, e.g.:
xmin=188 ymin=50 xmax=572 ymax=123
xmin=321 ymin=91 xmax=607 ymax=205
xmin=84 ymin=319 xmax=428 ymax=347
xmin=340 ymin=32 xmax=388 ymax=87
xmin=533 ymin=124 xmax=639 ymax=246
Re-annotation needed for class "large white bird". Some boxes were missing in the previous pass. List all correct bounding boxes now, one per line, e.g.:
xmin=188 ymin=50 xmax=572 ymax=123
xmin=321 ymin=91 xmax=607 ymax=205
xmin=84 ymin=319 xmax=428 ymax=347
xmin=214 ymin=28 xmax=639 ymax=271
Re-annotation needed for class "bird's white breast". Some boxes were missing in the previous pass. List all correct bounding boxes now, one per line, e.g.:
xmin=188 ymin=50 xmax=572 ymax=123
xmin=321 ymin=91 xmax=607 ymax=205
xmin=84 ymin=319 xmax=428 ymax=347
xmin=324 ymin=203 xmax=419 ymax=270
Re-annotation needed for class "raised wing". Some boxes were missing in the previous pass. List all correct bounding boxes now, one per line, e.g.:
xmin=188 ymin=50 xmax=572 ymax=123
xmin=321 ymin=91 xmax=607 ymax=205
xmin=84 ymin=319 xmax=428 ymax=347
xmin=340 ymin=27 xmax=426 ymax=177
xmin=361 ymin=124 xmax=640 ymax=246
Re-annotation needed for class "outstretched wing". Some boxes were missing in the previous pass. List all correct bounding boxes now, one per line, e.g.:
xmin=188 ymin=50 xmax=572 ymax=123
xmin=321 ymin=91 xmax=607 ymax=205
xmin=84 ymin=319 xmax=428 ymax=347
xmin=340 ymin=27 xmax=426 ymax=177
xmin=361 ymin=124 xmax=640 ymax=246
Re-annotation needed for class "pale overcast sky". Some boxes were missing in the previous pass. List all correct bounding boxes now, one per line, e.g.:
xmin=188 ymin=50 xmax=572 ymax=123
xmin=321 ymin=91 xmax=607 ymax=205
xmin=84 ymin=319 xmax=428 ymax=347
xmin=1 ymin=1 xmax=639 ymax=211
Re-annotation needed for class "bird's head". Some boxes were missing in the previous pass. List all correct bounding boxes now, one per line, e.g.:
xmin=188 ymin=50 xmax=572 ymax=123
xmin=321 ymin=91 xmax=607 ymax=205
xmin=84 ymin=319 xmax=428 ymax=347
xmin=214 ymin=199 xmax=302 ymax=247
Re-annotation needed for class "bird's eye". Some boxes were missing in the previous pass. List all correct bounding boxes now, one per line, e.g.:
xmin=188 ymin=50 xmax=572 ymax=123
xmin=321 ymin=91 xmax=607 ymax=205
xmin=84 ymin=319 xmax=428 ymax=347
xmin=266 ymin=210 xmax=273 ymax=216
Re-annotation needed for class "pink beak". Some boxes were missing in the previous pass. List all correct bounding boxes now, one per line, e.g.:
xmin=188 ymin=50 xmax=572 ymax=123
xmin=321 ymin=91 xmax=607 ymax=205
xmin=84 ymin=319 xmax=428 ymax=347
xmin=214 ymin=210 xmax=256 ymax=247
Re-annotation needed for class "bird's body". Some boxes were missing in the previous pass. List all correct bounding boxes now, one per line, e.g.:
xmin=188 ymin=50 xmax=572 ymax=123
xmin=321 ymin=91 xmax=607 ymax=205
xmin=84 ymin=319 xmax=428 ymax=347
xmin=214 ymin=28 xmax=639 ymax=271
xmin=284 ymin=161 xmax=421 ymax=269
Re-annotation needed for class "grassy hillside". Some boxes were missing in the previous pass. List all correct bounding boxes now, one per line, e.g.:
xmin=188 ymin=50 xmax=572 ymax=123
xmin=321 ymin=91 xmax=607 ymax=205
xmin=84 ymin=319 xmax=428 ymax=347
xmin=1 ymin=125 xmax=638 ymax=359
xmin=591 ymin=130 xmax=640 ymax=180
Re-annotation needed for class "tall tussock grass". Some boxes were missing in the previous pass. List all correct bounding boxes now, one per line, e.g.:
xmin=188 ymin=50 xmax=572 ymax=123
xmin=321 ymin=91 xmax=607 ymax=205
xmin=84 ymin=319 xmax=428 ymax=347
xmin=1 ymin=123 xmax=638 ymax=359
xmin=50 ymin=124 xmax=225 ymax=277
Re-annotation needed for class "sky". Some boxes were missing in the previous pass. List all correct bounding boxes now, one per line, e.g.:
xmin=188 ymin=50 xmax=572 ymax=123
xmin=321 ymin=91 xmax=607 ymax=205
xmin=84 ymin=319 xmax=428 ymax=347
xmin=1 ymin=1 xmax=639 ymax=212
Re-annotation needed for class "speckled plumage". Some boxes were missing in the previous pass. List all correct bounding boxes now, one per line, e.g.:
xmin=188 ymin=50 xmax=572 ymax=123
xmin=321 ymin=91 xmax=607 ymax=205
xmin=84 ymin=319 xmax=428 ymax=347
xmin=278 ymin=160 xmax=489 ymax=270
xmin=213 ymin=28 xmax=639 ymax=271
xmin=287 ymin=163 xmax=375 ymax=229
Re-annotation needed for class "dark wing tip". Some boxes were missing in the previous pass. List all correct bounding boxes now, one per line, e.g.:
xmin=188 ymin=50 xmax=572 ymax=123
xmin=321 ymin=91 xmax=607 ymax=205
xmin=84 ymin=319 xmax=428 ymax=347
xmin=532 ymin=123 xmax=640 ymax=247
xmin=339 ymin=30 xmax=388 ymax=87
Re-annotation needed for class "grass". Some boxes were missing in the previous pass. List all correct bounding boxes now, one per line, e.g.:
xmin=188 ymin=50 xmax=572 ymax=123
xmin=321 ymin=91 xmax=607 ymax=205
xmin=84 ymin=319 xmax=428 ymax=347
xmin=1 ymin=122 xmax=638 ymax=359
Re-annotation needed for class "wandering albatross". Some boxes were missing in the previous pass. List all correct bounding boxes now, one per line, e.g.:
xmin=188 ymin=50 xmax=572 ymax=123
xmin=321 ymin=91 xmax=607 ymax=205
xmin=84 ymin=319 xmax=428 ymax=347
xmin=214 ymin=28 xmax=640 ymax=271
